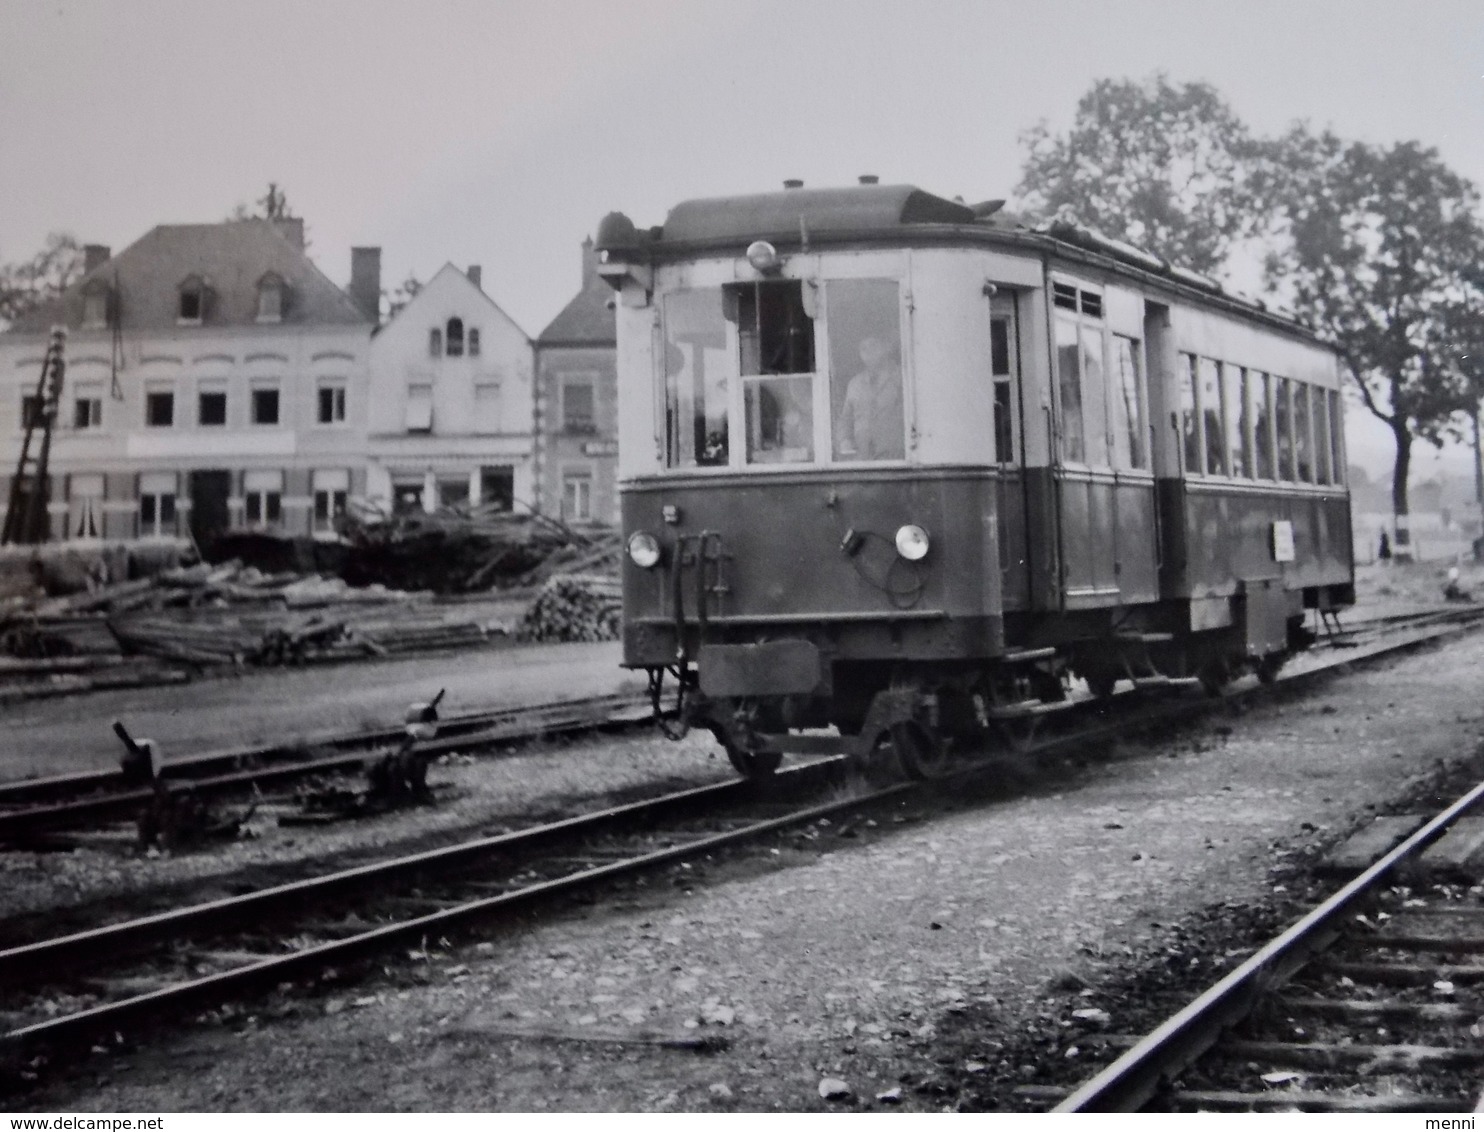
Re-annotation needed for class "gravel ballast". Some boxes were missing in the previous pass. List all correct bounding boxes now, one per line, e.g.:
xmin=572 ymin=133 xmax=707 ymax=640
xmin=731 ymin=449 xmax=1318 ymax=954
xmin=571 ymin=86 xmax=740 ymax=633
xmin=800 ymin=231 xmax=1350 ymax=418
xmin=13 ymin=619 xmax=1484 ymax=1111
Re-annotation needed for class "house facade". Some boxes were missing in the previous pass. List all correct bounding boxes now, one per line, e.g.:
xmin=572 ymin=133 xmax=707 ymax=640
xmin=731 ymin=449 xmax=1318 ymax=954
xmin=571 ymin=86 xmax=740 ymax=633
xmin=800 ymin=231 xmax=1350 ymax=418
xmin=0 ymin=219 xmax=378 ymax=547
xmin=534 ymin=239 xmax=618 ymax=526
xmin=364 ymin=264 xmax=535 ymax=515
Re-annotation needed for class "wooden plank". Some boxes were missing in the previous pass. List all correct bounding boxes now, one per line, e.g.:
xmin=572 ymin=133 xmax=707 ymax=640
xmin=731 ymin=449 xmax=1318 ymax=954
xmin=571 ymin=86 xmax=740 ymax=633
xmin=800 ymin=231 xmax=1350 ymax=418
xmin=1319 ymin=815 xmax=1428 ymax=873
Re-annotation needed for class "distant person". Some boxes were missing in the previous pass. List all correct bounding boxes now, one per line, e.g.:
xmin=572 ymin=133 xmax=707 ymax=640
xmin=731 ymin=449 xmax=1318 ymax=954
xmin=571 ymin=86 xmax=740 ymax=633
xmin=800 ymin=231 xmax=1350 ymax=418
xmin=837 ymin=335 xmax=904 ymax=460
xmin=1378 ymin=531 xmax=1392 ymax=561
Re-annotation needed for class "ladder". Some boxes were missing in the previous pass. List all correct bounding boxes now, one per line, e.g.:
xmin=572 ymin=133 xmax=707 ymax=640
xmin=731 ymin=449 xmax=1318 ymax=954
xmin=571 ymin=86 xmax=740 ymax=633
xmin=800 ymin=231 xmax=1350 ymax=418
xmin=2 ymin=326 xmax=66 ymax=545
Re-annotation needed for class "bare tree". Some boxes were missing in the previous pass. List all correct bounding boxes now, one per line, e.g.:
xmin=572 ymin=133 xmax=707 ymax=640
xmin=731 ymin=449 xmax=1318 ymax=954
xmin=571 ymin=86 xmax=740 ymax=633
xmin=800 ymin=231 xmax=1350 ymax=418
xmin=0 ymin=232 xmax=84 ymax=329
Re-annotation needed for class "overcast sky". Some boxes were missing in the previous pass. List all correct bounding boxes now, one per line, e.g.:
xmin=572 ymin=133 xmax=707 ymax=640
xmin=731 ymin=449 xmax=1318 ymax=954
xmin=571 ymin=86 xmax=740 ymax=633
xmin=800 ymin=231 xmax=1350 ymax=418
xmin=3 ymin=0 xmax=1482 ymax=482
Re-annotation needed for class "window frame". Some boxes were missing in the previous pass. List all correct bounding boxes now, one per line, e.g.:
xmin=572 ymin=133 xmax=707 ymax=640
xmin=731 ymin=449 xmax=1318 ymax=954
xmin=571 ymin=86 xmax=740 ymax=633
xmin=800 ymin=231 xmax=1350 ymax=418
xmin=250 ymin=385 xmax=281 ymax=427
xmin=316 ymin=381 xmax=347 ymax=426
xmin=562 ymin=379 xmax=597 ymax=435
xmin=145 ymin=387 xmax=175 ymax=428
xmin=1050 ymin=278 xmax=1110 ymax=469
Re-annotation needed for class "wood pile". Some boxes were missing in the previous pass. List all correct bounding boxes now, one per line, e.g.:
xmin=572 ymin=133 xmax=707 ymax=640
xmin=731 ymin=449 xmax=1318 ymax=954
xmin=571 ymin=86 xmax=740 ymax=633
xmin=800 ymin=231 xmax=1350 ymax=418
xmin=515 ymin=574 xmax=623 ymax=643
xmin=341 ymin=502 xmax=607 ymax=593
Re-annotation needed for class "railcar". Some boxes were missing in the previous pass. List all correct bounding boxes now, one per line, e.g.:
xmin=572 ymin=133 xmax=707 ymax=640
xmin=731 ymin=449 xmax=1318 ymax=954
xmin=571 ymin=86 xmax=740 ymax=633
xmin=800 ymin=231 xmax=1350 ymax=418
xmin=595 ymin=181 xmax=1353 ymax=778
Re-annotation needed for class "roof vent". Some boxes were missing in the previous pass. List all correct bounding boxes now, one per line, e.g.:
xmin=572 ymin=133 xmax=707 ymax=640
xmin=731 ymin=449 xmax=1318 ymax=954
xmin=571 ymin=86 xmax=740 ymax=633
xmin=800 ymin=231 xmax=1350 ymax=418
xmin=858 ymin=175 xmax=879 ymax=185
xmin=783 ymin=179 xmax=804 ymax=190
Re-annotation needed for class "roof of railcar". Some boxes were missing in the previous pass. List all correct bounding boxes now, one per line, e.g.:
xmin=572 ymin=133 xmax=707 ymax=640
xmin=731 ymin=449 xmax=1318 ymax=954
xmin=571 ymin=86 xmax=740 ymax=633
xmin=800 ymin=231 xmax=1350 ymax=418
xmin=596 ymin=183 xmax=1325 ymax=344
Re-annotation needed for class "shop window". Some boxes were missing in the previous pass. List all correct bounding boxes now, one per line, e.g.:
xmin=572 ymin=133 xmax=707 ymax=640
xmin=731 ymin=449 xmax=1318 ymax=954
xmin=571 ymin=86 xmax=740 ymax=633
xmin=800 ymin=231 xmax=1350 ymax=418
xmin=312 ymin=469 xmax=349 ymax=533
xmin=438 ymin=477 xmax=470 ymax=508
xmin=826 ymin=278 xmax=901 ymax=463
xmin=244 ymin=469 xmax=283 ymax=526
xmin=139 ymin=473 xmax=177 ymax=537
xmin=69 ymin=473 xmax=104 ymax=540
xmin=480 ymin=465 xmax=514 ymax=511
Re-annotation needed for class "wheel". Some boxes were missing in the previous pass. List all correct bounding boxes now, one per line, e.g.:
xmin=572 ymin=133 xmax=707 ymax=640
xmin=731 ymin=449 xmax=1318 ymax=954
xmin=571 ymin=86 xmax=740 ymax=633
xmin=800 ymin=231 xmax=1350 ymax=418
xmin=890 ymin=719 xmax=951 ymax=780
xmin=1083 ymin=668 xmax=1118 ymax=700
xmin=724 ymin=744 xmax=782 ymax=779
xmin=1197 ymin=660 xmax=1229 ymax=698
xmin=1255 ymin=654 xmax=1285 ymax=686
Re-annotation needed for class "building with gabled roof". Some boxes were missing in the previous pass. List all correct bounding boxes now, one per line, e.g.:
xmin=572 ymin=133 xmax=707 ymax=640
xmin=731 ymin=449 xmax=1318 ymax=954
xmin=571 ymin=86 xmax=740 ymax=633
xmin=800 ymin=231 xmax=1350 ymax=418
xmin=0 ymin=217 xmax=378 ymax=546
xmin=534 ymin=238 xmax=618 ymax=525
xmin=365 ymin=262 xmax=535 ymax=515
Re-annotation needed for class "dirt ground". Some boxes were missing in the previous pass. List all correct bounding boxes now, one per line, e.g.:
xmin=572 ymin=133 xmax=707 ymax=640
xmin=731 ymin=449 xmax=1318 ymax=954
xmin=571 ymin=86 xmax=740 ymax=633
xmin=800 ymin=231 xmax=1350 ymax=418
xmin=13 ymin=615 xmax=1484 ymax=1112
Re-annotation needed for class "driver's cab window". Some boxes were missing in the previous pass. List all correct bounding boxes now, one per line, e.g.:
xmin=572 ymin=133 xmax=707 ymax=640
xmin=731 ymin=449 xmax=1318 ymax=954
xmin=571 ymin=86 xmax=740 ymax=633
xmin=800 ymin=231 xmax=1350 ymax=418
xmin=827 ymin=279 xmax=904 ymax=461
xmin=730 ymin=281 xmax=817 ymax=465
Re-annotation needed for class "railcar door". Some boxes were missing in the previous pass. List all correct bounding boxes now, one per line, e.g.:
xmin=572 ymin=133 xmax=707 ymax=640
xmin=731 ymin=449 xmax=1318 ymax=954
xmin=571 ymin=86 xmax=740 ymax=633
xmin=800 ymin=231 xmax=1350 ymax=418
xmin=989 ymin=292 xmax=1031 ymax=611
xmin=1050 ymin=281 xmax=1158 ymax=607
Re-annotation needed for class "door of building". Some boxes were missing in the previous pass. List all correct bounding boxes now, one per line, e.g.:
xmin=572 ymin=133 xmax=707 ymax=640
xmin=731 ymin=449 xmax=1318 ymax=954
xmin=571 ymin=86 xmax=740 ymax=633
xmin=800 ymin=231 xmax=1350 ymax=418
xmin=189 ymin=469 xmax=232 ymax=550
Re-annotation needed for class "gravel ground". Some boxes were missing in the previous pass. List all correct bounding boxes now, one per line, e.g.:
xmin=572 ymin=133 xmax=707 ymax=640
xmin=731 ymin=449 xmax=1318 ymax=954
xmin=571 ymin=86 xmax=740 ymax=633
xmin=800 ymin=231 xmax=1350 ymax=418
xmin=0 ymin=727 xmax=730 ymax=928
xmin=0 ymin=639 xmax=640 ymax=779
xmin=12 ymin=621 xmax=1484 ymax=1112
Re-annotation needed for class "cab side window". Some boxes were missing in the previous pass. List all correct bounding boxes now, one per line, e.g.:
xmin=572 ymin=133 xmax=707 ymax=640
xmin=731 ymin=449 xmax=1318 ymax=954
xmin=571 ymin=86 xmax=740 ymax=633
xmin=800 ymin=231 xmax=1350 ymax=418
xmin=827 ymin=279 xmax=904 ymax=462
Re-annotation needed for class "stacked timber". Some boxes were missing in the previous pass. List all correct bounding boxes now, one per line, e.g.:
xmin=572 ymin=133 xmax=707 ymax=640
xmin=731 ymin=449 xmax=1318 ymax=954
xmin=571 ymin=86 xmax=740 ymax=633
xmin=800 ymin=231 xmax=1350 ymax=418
xmin=516 ymin=574 xmax=623 ymax=643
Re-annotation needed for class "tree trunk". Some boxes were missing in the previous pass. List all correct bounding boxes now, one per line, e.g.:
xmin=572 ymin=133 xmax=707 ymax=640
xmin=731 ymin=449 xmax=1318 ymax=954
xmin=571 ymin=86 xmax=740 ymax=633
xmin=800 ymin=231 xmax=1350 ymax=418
xmin=1391 ymin=420 xmax=1412 ymax=549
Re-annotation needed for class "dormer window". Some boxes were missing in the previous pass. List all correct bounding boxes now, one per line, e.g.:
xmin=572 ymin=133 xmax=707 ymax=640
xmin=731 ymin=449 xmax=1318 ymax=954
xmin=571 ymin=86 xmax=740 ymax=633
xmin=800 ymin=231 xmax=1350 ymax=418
xmin=177 ymin=276 xmax=206 ymax=325
xmin=81 ymin=281 xmax=110 ymax=330
xmin=255 ymin=273 xmax=285 ymax=323
xmin=446 ymin=317 xmax=465 ymax=357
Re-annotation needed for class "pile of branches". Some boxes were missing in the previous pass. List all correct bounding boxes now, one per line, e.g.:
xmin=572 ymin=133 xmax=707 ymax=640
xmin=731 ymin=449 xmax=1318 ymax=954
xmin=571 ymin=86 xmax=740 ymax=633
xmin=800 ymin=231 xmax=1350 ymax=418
xmin=339 ymin=502 xmax=591 ymax=593
xmin=515 ymin=574 xmax=623 ymax=643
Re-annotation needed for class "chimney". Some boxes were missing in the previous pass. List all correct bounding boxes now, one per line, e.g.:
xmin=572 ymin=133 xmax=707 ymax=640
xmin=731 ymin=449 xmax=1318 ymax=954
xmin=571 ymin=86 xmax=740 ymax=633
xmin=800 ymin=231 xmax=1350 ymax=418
xmin=273 ymin=217 xmax=305 ymax=250
xmin=581 ymin=236 xmax=597 ymax=286
xmin=83 ymin=244 xmax=111 ymax=273
xmin=467 ymin=265 xmax=482 ymax=291
xmin=349 ymin=246 xmax=381 ymax=323
xmin=783 ymin=179 xmax=804 ymax=190
xmin=858 ymin=174 xmax=879 ymax=185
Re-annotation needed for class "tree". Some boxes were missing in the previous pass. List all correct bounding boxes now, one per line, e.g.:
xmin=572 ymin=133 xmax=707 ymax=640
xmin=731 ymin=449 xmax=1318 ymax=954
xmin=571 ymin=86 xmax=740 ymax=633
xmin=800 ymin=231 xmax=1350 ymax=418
xmin=1015 ymin=74 xmax=1265 ymax=277
xmin=1262 ymin=130 xmax=1484 ymax=545
xmin=385 ymin=272 xmax=422 ymax=319
xmin=0 ymin=232 xmax=83 ymax=329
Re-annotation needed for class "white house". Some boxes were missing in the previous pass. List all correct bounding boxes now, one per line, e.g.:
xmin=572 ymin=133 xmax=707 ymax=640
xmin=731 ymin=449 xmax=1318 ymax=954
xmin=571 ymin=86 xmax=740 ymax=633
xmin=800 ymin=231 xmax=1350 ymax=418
xmin=365 ymin=264 xmax=535 ymax=514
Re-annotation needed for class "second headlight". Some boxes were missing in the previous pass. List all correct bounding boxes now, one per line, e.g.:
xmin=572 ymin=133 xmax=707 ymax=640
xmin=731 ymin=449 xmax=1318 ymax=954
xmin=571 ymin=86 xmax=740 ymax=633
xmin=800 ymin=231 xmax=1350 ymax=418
xmin=627 ymin=531 xmax=662 ymax=568
xmin=894 ymin=524 xmax=930 ymax=561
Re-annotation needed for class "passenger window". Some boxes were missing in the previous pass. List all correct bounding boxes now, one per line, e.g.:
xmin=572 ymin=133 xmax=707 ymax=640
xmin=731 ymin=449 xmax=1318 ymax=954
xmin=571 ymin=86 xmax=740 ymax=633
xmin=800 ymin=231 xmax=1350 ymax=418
xmin=1249 ymin=371 xmax=1274 ymax=479
xmin=1226 ymin=366 xmax=1249 ymax=478
xmin=1328 ymin=390 xmax=1345 ymax=484
xmin=828 ymin=279 xmax=904 ymax=461
xmin=730 ymin=280 xmax=818 ymax=466
xmin=1179 ymin=353 xmax=1200 ymax=474
xmin=990 ymin=313 xmax=1015 ymax=464
xmin=1109 ymin=335 xmax=1145 ymax=471
xmin=663 ymin=289 xmax=730 ymax=467
xmin=1080 ymin=325 xmax=1109 ymax=466
xmin=1294 ymin=383 xmax=1314 ymax=482
xmin=1274 ymin=377 xmax=1295 ymax=481
xmin=1313 ymin=390 xmax=1332 ymax=484
xmin=1055 ymin=314 xmax=1085 ymax=463
xmin=1198 ymin=358 xmax=1225 ymax=476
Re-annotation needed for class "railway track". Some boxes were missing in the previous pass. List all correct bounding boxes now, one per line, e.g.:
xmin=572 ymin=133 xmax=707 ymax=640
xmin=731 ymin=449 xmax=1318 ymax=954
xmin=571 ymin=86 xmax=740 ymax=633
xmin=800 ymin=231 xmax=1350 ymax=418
xmin=1018 ymin=779 xmax=1484 ymax=1112
xmin=3 ymin=603 xmax=1481 ymax=1086
xmin=0 ymin=690 xmax=653 ymax=843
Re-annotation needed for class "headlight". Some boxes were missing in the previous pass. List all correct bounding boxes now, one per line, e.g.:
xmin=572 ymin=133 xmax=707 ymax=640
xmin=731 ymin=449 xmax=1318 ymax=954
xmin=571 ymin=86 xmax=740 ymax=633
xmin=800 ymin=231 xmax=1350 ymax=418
xmin=627 ymin=531 xmax=662 ymax=569
xmin=894 ymin=524 xmax=930 ymax=561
